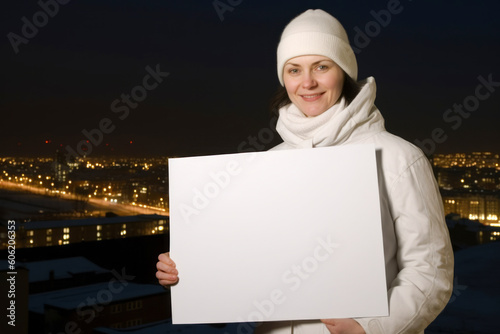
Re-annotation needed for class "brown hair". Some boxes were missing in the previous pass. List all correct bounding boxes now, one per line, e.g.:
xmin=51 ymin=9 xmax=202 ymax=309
xmin=269 ymin=71 xmax=362 ymax=116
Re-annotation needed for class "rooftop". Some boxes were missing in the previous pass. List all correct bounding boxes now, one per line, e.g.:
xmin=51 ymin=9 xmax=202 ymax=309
xmin=94 ymin=320 xmax=241 ymax=334
xmin=22 ymin=256 xmax=109 ymax=283
xmin=29 ymin=282 xmax=166 ymax=314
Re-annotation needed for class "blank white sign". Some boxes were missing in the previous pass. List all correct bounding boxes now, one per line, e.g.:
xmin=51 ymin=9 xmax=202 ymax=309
xmin=169 ymin=144 xmax=388 ymax=324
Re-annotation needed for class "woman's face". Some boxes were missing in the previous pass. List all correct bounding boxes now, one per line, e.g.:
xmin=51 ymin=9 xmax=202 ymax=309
xmin=283 ymin=55 xmax=345 ymax=117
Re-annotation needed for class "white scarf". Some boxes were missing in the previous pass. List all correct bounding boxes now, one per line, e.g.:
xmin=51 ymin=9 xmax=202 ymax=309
xmin=275 ymin=77 xmax=384 ymax=148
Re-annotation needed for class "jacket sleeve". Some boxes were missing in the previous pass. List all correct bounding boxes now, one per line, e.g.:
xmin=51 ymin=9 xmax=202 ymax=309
xmin=355 ymin=156 xmax=454 ymax=333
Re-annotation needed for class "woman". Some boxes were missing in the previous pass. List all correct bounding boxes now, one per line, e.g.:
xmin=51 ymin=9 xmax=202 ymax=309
xmin=157 ymin=9 xmax=454 ymax=334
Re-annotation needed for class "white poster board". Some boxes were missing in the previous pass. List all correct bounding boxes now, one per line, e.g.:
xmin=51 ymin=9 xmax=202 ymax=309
xmin=169 ymin=144 xmax=388 ymax=324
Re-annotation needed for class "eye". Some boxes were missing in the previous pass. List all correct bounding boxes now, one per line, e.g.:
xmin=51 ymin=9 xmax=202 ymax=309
xmin=287 ymin=68 xmax=300 ymax=75
xmin=316 ymin=64 xmax=329 ymax=71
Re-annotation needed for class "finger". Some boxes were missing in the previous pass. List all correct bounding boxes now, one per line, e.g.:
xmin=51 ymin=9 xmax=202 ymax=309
xmin=156 ymin=270 xmax=177 ymax=281
xmin=158 ymin=253 xmax=176 ymax=267
xmin=155 ymin=262 xmax=178 ymax=275
xmin=156 ymin=261 xmax=178 ymax=275
xmin=156 ymin=270 xmax=178 ymax=284
xmin=158 ymin=278 xmax=178 ymax=286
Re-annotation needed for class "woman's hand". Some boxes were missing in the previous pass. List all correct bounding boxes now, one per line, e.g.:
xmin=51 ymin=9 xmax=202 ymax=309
xmin=321 ymin=318 xmax=365 ymax=334
xmin=156 ymin=252 xmax=179 ymax=286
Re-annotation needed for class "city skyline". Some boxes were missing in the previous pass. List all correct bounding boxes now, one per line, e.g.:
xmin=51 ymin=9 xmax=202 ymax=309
xmin=1 ymin=0 xmax=500 ymax=158
xmin=1 ymin=151 xmax=499 ymax=229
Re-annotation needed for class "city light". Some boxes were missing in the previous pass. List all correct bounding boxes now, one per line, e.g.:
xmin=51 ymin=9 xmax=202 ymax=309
xmin=0 ymin=155 xmax=167 ymax=215
xmin=0 ymin=151 xmax=497 ymax=250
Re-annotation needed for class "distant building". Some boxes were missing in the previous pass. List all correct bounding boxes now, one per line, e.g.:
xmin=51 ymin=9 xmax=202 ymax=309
xmin=442 ymin=192 xmax=500 ymax=228
xmin=0 ymin=214 xmax=168 ymax=249
xmin=21 ymin=256 xmax=111 ymax=294
xmin=0 ymin=256 xmax=112 ymax=334
xmin=29 ymin=282 xmax=170 ymax=333
xmin=53 ymin=149 xmax=75 ymax=185
xmin=432 ymin=152 xmax=500 ymax=169
xmin=435 ymin=167 xmax=500 ymax=191
xmin=431 ymin=152 xmax=500 ymax=230
xmin=446 ymin=214 xmax=500 ymax=247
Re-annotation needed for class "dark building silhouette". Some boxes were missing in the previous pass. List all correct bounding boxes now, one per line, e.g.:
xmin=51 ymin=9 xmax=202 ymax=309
xmin=1 ymin=214 xmax=168 ymax=249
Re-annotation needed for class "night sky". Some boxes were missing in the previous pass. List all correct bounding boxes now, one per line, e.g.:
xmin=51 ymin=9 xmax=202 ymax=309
xmin=2 ymin=0 xmax=500 ymax=158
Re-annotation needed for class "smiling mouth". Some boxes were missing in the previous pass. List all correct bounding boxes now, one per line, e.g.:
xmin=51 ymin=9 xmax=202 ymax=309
xmin=300 ymin=92 xmax=324 ymax=101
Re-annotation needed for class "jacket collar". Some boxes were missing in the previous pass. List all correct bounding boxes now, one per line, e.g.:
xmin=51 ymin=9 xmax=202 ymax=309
xmin=276 ymin=76 xmax=385 ymax=148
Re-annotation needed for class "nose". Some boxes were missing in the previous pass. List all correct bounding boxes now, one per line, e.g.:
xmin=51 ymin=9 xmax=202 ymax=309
xmin=301 ymin=71 xmax=317 ymax=89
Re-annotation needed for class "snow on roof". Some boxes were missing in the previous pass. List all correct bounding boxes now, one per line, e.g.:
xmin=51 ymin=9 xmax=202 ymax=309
xmin=23 ymin=256 xmax=110 ymax=282
xmin=29 ymin=282 xmax=166 ymax=314
xmin=1 ymin=256 xmax=109 ymax=282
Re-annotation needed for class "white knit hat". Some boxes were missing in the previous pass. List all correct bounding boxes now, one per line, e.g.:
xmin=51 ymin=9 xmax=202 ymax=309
xmin=277 ymin=9 xmax=358 ymax=86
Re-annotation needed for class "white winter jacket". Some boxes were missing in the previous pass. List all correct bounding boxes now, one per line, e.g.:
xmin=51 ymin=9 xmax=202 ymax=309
xmin=255 ymin=77 xmax=454 ymax=334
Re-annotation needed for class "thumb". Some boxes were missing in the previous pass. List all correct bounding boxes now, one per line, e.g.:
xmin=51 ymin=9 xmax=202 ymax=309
xmin=321 ymin=319 xmax=336 ymax=326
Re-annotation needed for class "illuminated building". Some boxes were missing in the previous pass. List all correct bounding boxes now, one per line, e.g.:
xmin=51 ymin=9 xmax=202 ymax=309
xmin=1 ymin=214 xmax=168 ymax=249
xmin=431 ymin=152 xmax=500 ymax=233
xmin=442 ymin=193 xmax=500 ymax=225
xmin=432 ymin=152 xmax=500 ymax=168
